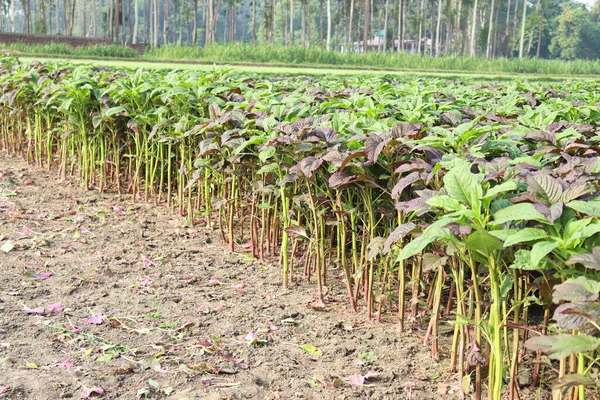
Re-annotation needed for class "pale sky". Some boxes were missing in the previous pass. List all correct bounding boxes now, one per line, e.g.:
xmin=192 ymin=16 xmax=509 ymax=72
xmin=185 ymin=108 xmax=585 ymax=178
xmin=576 ymin=0 xmax=597 ymax=8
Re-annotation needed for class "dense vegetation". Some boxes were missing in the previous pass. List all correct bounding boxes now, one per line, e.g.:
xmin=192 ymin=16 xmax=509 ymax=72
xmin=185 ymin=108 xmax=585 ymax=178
xmin=1 ymin=0 xmax=600 ymax=60
xmin=4 ymin=42 xmax=600 ymax=76
xmin=0 ymin=56 xmax=599 ymax=398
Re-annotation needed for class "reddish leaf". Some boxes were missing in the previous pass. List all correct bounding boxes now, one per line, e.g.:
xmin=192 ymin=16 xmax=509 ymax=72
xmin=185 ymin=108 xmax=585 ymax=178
xmin=80 ymin=387 xmax=104 ymax=398
xmin=65 ymin=324 xmax=83 ymax=333
xmin=27 ymin=271 xmax=53 ymax=280
xmin=83 ymin=312 xmax=106 ymax=325
xmin=231 ymin=283 xmax=246 ymax=289
xmin=306 ymin=302 xmax=329 ymax=312
xmin=23 ymin=307 xmax=45 ymax=315
xmin=348 ymin=374 xmax=365 ymax=386
xmin=112 ymin=205 xmax=124 ymax=215
xmin=46 ymin=302 xmax=63 ymax=313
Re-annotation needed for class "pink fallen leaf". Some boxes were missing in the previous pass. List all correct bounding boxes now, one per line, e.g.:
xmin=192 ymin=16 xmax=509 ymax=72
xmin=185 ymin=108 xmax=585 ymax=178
xmin=348 ymin=374 xmax=365 ymax=386
xmin=140 ymin=277 xmax=153 ymax=286
xmin=29 ymin=271 xmax=53 ymax=280
xmin=269 ymin=325 xmax=279 ymax=331
xmin=245 ymin=331 xmax=267 ymax=345
xmin=46 ymin=302 xmax=63 ymax=313
xmin=363 ymin=371 xmax=382 ymax=380
xmin=23 ymin=307 xmax=45 ymax=315
xmin=231 ymin=283 xmax=246 ymax=290
xmin=307 ymin=302 xmax=329 ymax=312
xmin=23 ymin=179 xmax=34 ymax=186
xmin=80 ymin=386 xmax=104 ymax=398
xmin=21 ymin=225 xmax=35 ymax=235
xmin=265 ymin=294 xmax=277 ymax=301
xmin=80 ymin=226 xmax=91 ymax=234
xmin=83 ymin=312 xmax=106 ymax=325
xmin=0 ymin=386 xmax=8 ymax=394
xmin=255 ymin=281 xmax=264 ymax=287
xmin=112 ymin=205 xmax=124 ymax=215
xmin=65 ymin=324 xmax=82 ymax=333
xmin=57 ymin=360 xmax=74 ymax=368
xmin=142 ymin=256 xmax=155 ymax=266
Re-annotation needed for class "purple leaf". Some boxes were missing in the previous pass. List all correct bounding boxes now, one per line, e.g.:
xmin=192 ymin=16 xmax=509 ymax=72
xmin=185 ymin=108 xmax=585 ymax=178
xmin=23 ymin=307 xmax=45 ymax=315
xmin=83 ymin=312 xmax=106 ymax=325
xmin=348 ymin=374 xmax=365 ymax=386
xmin=65 ymin=324 xmax=83 ymax=333
xmin=56 ymin=360 xmax=74 ymax=368
xmin=0 ymin=386 xmax=8 ymax=394
xmin=31 ymin=271 xmax=53 ymax=280
xmin=46 ymin=302 xmax=63 ymax=313
xmin=80 ymin=387 xmax=104 ymax=398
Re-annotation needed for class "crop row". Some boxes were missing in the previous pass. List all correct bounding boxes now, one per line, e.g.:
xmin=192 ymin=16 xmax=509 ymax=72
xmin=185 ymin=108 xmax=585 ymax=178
xmin=0 ymin=56 xmax=599 ymax=399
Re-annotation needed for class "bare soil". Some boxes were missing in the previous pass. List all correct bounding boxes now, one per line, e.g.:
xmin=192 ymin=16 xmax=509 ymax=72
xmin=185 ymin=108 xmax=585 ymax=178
xmin=0 ymin=153 xmax=451 ymax=400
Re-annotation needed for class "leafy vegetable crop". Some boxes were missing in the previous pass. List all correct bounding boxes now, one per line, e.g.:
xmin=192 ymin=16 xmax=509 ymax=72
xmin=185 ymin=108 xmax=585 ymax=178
xmin=0 ymin=55 xmax=599 ymax=399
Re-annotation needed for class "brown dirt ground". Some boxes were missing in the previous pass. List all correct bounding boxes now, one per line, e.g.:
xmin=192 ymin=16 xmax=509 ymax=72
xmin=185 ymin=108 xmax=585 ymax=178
xmin=0 ymin=152 xmax=532 ymax=400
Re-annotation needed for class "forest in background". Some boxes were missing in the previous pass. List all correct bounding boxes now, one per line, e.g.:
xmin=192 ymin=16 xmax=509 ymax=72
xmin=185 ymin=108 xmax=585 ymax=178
xmin=0 ymin=0 xmax=599 ymax=61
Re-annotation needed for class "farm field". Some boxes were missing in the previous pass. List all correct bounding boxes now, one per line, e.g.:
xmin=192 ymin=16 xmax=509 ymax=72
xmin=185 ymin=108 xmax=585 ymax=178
xmin=14 ymin=55 xmax=600 ymax=82
xmin=0 ymin=153 xmax=441 ymax=399
xmin=1 ymin=56 xmax=600 ymax=399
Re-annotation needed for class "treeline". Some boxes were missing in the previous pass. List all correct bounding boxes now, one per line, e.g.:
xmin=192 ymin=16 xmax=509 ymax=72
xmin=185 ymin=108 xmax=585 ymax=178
xmin=0 ymin=0 xmax=598 ymax=59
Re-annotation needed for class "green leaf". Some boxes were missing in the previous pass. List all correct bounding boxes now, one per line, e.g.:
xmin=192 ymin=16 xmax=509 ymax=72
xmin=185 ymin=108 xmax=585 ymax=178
xmin=483 ymin=181 xmax=517 ymax=199
xmin=465 ymin=230 xmax=503 ymax=258
xmin=426 ymin=195 xmax=464 ymax=212
xmin=525 ymin=334 xmax=600 ymax=360
xmin=502 ymin=228 xmax=548 ymax=247
xmin=529 ymin=240 xmax=558 ymax=268
xmin=551 ymin=374 xmax=596 ymax=390
xmin=443 ymin=163 xmax=482 ymax=210
xmin=300 ymin=344 xmax=323 ymax=356
xmin=422 ymin=253 xmax=448 ymax=272
xmin=398 ymin=226 xmax=454 ymax=261
xmin=493 ymin=203 xmax=547 ymax=225
xmin=257 ymin=163 xmax=279 ymax=175
xmin=258 ymin=147 xmax=276 ymax=163
xmin=567 ymin=199 xmax=600 ymax=217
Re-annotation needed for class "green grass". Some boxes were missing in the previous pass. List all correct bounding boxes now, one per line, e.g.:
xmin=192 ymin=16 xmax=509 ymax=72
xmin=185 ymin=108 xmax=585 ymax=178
xmin=4 ymin=42 xmax=600 ymax=76
xmin=17 ymin=55 xmax=600 ymax=82
xmin=147 ymin=43 xmax=600 ymax=75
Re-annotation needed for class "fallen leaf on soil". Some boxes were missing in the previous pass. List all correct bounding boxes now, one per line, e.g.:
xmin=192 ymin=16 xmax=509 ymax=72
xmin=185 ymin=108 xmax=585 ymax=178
xmin=306 ymin=302 xmax=329 ymax=312
xmin=0 ymin=241 xmax=14 ymax=253
xmin=0 ymin=386 xmax=8 ymax=394
xmin=56 ymin=360 xmax=74 ymax=368
xmin=83 ymin=312 xmax=106 ymax=325
xmin=26 ymin=271 xmax=53 ymax=280
xmin=245 ymin=332 xmax=267 ymax=345
xmin=23 ymin=307 xmax=45 ymax=315
xmin=46 ymin=302 xmax=63 ymax=313
xmin=300 ymin=344 xmax=323 ymax=356
xmin=208 ymin=277 xmax=221 ymax=285
xmin=80 ymin=387 xmax=104 ymax=398
xmin=112 ymin=205 xmax=124 ymax=214
xmin=437 ymin=382 xmax=448 ymax=394
xmin=65 ymin=324 xmax=83 ymax=333
xmin=348 ymin=371 xmax=381 ymax=386
xmin=231 ymin=283 xmax=246 ymax=290
xmin=176 ymin=322 xmax=195 ymax=332
xmin=23 ymin=179 xmax=34 ymax=186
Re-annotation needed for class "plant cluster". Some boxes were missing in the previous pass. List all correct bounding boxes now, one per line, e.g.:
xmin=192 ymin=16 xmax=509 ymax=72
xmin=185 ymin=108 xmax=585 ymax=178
xmin=0 ymin=56 xmax=599 ymax=398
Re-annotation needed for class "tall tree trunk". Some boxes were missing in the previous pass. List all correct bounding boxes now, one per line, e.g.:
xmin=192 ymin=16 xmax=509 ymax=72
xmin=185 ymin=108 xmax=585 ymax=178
xmin=383 ymin=0 xmax=389 ymax=52
xmin=93 ymin=0 xmax=97 ymax=37
xmin=396 ymin=0 xmax=401 ymax=52
xmin=526 ymin=0 xmax=539 ymax=56
xmin=469 ymin=0 xmax=477 ymax=56
xmin=510 ymin=0 xmax=519 ymax=57
xmin=454 ymin=0 xmax=462 ymax=54
xmin=193 ymin=0 xmax=198 ymax=44
xmin=535 ymin=0 xmax=544 ymax=59
xmin=163 ymin=0 xmax=168 ymax=44
xmin=290 ymin=0 xmax=294 ymax=44
xmin=55 ymin=0 xmax=60 ymax=35
xmin=133 ymin=0 xmax=139 ymax=43
xmin=518 ymin=0 xmax=526 ymax=58
xmin=485 ymin=0 xmax=495 ymax=58
xmin=251 ymin=0 xmax=256 ymax=42
xmin=435 ymin=0 xmax=442 ymax=55
xmin=504 ymin=0 xmax=511 ymax=55
xmin=10 ymin=0 xmax=15 ymax=33
xmin=326 ymin=0 xmax=331 ymax=49
xmin=363 ymin=0 xmax=370 ymax=52
xmin=154 ymin=0 xmax=159 ymax=46
xmin=347 ymin=0 xmax=354 ymax=50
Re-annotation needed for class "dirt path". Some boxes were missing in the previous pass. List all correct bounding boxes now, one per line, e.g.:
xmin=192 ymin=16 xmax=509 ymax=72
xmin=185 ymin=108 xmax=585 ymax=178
xmin=0 ymin=153 xmax=446 ymax=400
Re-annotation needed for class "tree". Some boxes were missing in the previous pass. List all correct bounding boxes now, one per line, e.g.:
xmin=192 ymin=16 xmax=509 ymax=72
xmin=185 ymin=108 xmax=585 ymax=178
xmin=550 ymin=3 xmax=600 ymax=60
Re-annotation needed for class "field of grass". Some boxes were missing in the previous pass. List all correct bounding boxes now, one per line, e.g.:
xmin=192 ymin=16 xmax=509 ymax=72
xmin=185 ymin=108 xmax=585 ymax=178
xmin=5 ymin=42 xmax=600 ymax=77
xmin=1 ymin=56 xmax=599 ymax=398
